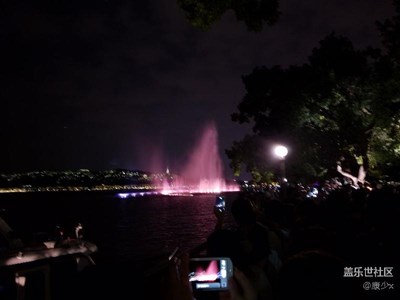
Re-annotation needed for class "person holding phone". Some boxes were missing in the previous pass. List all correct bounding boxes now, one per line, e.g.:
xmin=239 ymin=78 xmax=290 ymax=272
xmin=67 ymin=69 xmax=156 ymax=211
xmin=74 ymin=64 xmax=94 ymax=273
xmin=215 ymin=196 xmax=226 ymax=212
xmin=214 ymin=196 xmax=226 ymax=231
xmin=163 ymin=252 xmax=258 ymax=300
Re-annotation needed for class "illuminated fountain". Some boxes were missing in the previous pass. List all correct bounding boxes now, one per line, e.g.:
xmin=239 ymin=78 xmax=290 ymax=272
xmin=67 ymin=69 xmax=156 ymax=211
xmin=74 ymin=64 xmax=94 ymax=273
xmin=161 ymin=121 xmax=240 ymax=195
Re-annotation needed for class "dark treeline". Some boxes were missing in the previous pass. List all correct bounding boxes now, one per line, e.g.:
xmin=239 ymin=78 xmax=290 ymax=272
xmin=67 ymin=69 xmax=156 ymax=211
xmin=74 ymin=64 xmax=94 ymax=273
xmin=0 ymin=169 xmax=152 ymax=188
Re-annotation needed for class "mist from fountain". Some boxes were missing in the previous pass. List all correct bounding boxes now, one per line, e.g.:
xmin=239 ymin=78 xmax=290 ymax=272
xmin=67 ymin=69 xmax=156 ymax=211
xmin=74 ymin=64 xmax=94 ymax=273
xmin=161 ymin=121 xmax=240 ymax=195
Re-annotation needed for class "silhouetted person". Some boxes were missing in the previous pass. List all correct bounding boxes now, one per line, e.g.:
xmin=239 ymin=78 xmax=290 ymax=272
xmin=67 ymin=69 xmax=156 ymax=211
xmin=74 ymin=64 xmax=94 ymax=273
xmin=277 ymin=250 xmax=356 ymax=300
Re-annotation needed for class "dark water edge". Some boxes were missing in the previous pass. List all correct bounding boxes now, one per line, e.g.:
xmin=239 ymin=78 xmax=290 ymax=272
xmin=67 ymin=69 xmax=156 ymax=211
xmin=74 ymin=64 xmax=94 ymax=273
xmin=0 ymin=191 xmax=238 ymax=299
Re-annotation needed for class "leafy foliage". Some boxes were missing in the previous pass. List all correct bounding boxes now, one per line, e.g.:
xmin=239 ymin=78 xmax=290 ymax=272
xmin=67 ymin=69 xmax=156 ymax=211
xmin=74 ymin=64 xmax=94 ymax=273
xmin=177 ymin=0 xmax=280 ymax=31
xmin=227 ymin=27 xmax=400 ymax=182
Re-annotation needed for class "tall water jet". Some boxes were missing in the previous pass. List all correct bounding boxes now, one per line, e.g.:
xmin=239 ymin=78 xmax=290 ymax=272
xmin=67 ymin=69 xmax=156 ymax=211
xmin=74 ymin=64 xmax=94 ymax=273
xmin=162 ymin=121 xmax=240 ymax=194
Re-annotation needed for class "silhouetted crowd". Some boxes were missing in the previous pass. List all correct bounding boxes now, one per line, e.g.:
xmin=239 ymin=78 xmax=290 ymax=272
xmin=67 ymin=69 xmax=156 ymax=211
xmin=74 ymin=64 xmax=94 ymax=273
xmin=158 ymin=180 xmax=400 ymax=300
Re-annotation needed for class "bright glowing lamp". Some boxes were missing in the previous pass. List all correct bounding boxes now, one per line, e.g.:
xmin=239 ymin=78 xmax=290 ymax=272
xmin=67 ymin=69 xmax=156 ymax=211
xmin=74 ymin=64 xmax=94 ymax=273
xmin=274 ymin=145 xmax=288 ymax=159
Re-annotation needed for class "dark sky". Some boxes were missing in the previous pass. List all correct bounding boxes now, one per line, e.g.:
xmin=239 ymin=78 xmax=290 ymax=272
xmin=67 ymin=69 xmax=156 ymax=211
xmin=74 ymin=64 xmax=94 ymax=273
xmin=0 ymin=0 xmax=395 ymax=178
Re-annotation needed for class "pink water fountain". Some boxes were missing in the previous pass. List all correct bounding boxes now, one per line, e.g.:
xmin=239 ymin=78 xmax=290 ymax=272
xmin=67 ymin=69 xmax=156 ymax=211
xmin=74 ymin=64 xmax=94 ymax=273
xmin=161 ymin=121 xmax=240 ymax=195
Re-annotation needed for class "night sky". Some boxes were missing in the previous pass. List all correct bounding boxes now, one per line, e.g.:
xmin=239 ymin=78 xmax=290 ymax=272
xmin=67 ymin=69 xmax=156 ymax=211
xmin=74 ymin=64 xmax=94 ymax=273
xmin=1 ymin=0 xmax=395 ymax=178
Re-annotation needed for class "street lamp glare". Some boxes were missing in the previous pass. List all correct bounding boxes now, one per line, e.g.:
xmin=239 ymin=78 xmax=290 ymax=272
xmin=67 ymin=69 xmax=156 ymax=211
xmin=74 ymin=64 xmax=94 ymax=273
xmin=274 ymin=145 xmax=288 ymax=159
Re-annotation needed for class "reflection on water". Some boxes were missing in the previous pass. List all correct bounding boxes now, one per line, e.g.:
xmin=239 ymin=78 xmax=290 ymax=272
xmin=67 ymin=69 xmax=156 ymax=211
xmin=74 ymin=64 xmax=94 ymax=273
xmin=0 ymin=191 xmax=239 ymax=299
xmin=0 ymin=191 xmax=237 ymax=270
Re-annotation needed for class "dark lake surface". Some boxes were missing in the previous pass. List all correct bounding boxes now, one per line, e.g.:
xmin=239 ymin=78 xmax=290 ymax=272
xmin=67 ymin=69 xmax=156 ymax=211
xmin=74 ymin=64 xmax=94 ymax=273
xmin=0 ymin=191 xmax=238 ymax=299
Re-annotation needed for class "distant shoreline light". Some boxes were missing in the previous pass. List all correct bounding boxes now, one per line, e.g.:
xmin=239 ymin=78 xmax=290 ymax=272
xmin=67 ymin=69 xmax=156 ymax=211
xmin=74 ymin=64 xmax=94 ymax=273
xmin=0 ymin=184 xmax=158 ymax=194
xmin=0 ymin=183 xmax=241 ymax=195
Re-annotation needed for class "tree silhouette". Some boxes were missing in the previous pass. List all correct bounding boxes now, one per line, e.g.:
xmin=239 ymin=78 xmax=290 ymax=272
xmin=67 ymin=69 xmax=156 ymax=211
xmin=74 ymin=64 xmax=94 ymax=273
xmin=177 ymin=0 xmax=280 ymax=32
xmin=227 ymin=22 xmax=400 ymax=182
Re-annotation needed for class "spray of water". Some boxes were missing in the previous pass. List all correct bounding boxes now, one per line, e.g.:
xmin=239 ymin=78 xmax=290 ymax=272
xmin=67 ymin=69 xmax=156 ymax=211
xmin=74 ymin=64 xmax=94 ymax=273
xmin=161 ymin=121 xmax=239 ymax=195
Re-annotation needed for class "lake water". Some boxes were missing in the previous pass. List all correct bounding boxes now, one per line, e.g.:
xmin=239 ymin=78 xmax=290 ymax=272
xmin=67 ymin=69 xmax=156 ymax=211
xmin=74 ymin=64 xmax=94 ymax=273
xmin=0 ymin=191 xmax=239 ymax=299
